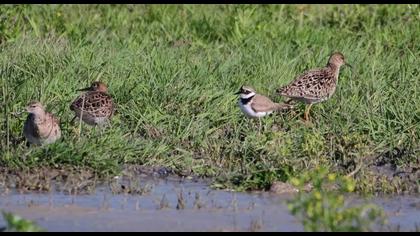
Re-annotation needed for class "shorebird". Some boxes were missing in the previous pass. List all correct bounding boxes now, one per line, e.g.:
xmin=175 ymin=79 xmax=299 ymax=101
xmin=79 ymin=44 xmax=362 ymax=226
xmin=276 ymin=52 xmax=352 ymax=121
xmin=23 ymin=101 xmax=61 ymax=146
xmin=236 ymin=85 xmax=291 ymax=119
xmin=70 ymin=81 xmax=114 ymax=127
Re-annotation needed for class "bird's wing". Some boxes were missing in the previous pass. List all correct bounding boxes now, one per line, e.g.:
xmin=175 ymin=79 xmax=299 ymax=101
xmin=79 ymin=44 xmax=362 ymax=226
xmin=278 ymin=68 xmax=334 ymax=99
xmin=250 ymin=94 xmax=277 ymax=113
xmin=48 ymin=112 xmax=60 ymax=124
xmin=71 ymin=92 xmax=114 ymax=117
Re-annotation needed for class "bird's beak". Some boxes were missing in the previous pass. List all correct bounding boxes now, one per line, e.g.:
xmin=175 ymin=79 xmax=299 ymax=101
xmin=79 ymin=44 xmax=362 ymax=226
xmin=234 ymin=90 xmax=241 ymax=95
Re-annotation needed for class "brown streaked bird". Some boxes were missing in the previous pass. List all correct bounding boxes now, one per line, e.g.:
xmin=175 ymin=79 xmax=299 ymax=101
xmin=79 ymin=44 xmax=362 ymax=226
xmin=23 ymin=101 xmax=61 ymax=146
xmin=236 ymin=85 xmax=292 ymax=119
xmin=70 ymin=81 xmax=114 ymax=127
xmin=276 ymin=52 xmax=352 ymax=121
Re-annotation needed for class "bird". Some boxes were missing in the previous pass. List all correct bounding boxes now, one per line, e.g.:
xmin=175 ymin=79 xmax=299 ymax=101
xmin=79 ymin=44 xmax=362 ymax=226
xmin=236 ymin=85 xmax=292 ymax=119
xmin=23 ymin=101 xmax=61 ymax=146
xmin=276 ymin=52 xmax=352 ymax=122
xmin=70 ymin=81 xmax=114 ymax=127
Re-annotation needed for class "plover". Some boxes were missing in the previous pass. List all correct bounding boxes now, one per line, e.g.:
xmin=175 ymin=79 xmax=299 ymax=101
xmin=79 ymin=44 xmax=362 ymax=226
xmin=236 ymin=85 xmax=291 ymax=119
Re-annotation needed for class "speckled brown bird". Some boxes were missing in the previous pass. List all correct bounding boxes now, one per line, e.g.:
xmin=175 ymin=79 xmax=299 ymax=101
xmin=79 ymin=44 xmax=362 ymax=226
xmin=277 ymin=52 xmax=352 ymax=121
xmin=70 ymin=81 xmax=114 ymax=127
xmin=23 ymin=101 xmax=61 ymax=146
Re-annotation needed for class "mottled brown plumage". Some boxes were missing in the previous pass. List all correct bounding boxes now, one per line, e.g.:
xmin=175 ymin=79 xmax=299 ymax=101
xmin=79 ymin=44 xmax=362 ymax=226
xmin=23 ymin=101 xmax=61 ymax=146
xmin=70 ymin=81 xmax=114 ymax=126
xmin=277 ymin=52 xmax=351 ymax=121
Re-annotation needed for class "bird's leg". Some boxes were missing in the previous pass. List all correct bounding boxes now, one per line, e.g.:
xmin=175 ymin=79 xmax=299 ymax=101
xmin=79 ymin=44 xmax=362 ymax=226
xmin=77 ymin=116 xmax=83 ymax=139
xmin=304 ymin=104 xmax=313 ymax=122
xmin=77 ymin=96 xmax=86 ymax=139
xmin=105 ymin=120 xmax=112 ymax=129
xmin=97 ymin=122 xmax=109 ymax=135
xmin=95 ymin=124 xmax=103 ymax=136
xmin=70 ymin=116 xmax=77 ymax=124
xmin=250 ymin=117 xmax=262 ymax=134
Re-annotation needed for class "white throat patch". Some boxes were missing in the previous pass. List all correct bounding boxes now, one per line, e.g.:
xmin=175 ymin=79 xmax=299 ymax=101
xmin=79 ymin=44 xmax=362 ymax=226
xmin=240 ymin=92 xmax=256 ymax=99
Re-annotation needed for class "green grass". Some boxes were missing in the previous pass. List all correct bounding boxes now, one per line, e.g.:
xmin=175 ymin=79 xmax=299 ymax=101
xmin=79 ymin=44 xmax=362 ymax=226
xmin=1 ymin=211 xmax=44 ymax=232
xmin=0 ymin=4 xmax=419 ymax=193
xmin=288 ymin=167 xmax=386 ymax=232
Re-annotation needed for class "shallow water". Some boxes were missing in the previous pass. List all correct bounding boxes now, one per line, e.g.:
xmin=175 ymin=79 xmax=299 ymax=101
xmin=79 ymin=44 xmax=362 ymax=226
xmin=0 ymin=177 xmax=419 ymax=232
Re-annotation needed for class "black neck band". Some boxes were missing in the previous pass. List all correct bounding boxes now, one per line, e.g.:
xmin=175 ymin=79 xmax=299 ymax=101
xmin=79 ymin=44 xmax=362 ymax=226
xmin=240 ymin=95 xmax=254 ymax=105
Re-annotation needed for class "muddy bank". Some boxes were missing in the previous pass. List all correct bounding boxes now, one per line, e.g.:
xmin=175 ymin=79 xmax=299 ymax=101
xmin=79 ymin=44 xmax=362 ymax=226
xmin=0 ymin=176 xmax=419 ymax=232
xmin=0 ymin=165 xmax=185 ymax=194
xmin=0 ymin=158 xmax=418 ymax=195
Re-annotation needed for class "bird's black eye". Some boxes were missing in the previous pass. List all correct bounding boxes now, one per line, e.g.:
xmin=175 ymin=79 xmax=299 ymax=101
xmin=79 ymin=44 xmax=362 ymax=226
xmin=243 ymin=90 xmax=250 ymax=94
